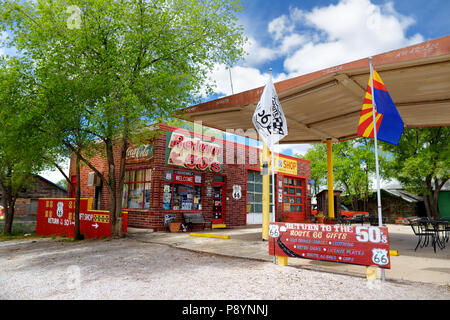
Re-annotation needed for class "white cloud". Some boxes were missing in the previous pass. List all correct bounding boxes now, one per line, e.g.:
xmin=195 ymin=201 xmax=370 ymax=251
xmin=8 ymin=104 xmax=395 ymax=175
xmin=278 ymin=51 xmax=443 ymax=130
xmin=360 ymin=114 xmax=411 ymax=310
xmin=242 ymin=36 xmax=277 ymax=67
xmin=207 ymin=64 xmax=288 ymax=97
xmin=280 ymin=34 xmax=307 ymax=54
xmin=268 ymin=15 xmax=295 ymax=41
xmin=203 ymin=0 xmax=424 ymax=101
xmin=274 ymin=143 xmax=313 ymax=157
xmin=282 ymin=0 xmax=424 ymax=76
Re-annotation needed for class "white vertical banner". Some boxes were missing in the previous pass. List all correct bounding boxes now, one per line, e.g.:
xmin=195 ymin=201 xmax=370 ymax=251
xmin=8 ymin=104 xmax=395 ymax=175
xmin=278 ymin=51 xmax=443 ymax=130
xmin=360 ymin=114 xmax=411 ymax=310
xmin=253 ymin=74 xmax=288 ymax=231
xmin=252 ymin=77 xmax=288 ymax=148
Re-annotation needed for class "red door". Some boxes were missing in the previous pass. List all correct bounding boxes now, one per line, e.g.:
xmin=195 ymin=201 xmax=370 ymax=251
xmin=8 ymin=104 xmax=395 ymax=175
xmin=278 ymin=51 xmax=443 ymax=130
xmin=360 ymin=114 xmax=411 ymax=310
xmin=282 ymin=176 xmax=306 ymax=222
xmin=212 ymin=175 xmax=226 ymax=225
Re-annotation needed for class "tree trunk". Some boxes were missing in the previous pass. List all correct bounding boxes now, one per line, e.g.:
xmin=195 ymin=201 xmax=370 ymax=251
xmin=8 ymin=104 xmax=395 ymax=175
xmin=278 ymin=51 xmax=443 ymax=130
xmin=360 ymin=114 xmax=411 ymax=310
xmin=74 ymin=155 xmax=83 ymax=240
xmin=115 ymin=135 xmax=128 ymax=238
xmin=105 ymin=139 xmax=119 ymax=237
xmin=2 ymin=188 xmax=15 ymax=235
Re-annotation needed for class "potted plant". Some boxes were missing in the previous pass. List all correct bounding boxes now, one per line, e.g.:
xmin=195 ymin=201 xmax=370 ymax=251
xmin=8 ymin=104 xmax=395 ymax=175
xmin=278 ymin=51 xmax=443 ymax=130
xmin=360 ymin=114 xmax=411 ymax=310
xmin=168 ymin=221 xmax=182 ymax=233
xmin=167 ymin=217 xmax=182 ymax=233
xmin=316 ymin=212 xmax=325 ymax=224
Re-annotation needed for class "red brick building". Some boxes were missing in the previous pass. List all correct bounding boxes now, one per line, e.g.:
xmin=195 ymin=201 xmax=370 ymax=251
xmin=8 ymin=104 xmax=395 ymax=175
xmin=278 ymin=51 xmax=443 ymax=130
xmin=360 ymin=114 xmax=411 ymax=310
xmin=70 ymin=123 xmax=311 ymax=231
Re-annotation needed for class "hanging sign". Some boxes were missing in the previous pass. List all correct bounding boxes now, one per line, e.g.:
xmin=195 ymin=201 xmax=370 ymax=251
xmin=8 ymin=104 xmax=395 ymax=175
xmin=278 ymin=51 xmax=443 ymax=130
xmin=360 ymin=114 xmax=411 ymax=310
xmin=126 ymin=144 xmax=153 ymax=163
xmin=260 ymin=154 xmax=297 ymax=175
xmin=166 ymin=131 xmax=223 ymax=172
xmin=269 ymin=222 xmax=391 ymax=269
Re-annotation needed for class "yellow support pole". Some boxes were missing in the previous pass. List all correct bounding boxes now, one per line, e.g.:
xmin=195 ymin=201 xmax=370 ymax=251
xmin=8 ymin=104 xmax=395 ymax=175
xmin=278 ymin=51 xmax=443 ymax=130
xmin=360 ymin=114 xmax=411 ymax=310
xmin=277 ymin=256 xmax=288 ymax=266
xmin=327 ymin=139 xmax=335 ymax=219
xmin=262 ymin=143 xmax=270 ymax=240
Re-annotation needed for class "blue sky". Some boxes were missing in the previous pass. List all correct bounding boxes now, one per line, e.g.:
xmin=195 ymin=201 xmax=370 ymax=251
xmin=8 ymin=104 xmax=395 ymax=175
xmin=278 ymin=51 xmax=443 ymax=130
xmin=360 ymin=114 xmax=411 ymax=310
xmin=3 ymin=0 xmax=447 ymax=182
xmin=203 ymin=0 xmax=450 ymax=158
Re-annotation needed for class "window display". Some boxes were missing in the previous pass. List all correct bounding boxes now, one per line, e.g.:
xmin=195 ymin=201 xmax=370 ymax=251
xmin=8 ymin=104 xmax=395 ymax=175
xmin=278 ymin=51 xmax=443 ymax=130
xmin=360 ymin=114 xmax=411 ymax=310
xmin=283 ymin=177 xmax=304 ymax=213
xmin=163 ymin=170 xmax=202 ymax=211
xmin=123 ymin=169 xmax=151 ymax=209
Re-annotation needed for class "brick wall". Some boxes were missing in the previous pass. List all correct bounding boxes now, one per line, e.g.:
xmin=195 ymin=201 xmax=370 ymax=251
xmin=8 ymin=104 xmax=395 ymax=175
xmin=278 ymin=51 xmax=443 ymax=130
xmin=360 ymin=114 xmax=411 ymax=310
xmin=70 ymin=125 xmax=311 ymax=230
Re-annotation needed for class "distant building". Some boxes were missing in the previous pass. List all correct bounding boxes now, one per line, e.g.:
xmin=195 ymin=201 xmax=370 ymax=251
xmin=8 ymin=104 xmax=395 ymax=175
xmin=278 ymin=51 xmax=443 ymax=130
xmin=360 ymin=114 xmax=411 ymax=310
xmin=365 ymin=183 xmax=425 ymax=221
xmin=0 ymin=175 xmax=67 ymax=220
xmin=438 ymin=181 xmax=450 ymax=219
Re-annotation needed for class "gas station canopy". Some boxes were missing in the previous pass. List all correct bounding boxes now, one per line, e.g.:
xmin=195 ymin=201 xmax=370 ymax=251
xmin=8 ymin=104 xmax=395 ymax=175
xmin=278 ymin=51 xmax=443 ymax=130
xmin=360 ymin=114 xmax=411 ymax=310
xmin=183 ymin=36 xmax=450 ymax=143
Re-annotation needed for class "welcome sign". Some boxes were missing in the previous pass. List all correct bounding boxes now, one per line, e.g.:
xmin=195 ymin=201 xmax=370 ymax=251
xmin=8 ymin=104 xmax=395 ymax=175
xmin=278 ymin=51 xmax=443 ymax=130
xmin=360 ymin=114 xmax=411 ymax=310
xmin=166 ymin=131 xmax=223 ymax=172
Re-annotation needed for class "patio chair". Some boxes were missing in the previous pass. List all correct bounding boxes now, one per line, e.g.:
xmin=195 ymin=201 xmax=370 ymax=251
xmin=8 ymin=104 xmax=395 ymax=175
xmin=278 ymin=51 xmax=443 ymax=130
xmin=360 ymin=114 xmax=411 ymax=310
xmin=408 ymin=219 xmax=436 ymax=252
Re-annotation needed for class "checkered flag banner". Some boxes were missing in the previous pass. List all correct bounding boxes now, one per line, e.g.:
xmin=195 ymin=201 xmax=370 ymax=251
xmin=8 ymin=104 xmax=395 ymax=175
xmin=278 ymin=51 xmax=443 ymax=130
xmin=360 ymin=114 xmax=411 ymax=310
xmin=252 ymin=77 xmax=288 ymax=149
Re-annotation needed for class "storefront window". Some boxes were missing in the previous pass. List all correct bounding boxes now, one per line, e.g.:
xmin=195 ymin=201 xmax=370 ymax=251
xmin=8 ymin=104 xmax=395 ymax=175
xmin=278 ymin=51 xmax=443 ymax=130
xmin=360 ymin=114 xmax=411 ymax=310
xmin=247 ymin=170 xmax=272 ymax=214
xmin=283 ymin=177 xmax=304 ymax=213
xmin=123 ymin=169 xmax=151 ymax=209
xmin=163 ymin=170 xmax=202 ymax=211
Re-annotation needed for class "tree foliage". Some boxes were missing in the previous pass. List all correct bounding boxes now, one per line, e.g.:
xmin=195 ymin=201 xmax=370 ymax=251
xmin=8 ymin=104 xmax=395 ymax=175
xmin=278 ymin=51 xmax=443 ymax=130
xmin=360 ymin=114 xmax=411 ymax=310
xmin=1 ymin=0 xmax=246 ymax=236
xmin=299 ymin=139 xmax=389 ymax=211
xmin=0 ymin=57 xmax=49 ymax=234
xmin=381 ymin=127 xmax=450 ymax=218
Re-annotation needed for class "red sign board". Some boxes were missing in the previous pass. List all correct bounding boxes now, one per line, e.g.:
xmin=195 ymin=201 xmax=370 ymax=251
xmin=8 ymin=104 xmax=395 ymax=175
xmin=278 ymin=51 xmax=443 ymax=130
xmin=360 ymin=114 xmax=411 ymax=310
xmin=269 ymin=222 xmax=391 ymax=269
xmin=36 ymin=198 xmax=127 ymax=239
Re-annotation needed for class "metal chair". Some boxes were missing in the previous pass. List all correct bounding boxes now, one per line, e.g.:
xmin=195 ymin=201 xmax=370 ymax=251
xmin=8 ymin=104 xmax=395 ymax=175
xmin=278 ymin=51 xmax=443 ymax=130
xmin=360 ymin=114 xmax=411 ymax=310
xmin=409 ymin=218 xmax=435 ymax=252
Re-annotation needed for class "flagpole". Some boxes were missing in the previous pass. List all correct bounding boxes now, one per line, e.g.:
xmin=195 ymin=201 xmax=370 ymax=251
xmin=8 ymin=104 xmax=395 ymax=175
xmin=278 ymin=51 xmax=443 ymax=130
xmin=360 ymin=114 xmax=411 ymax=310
xmin=269 ymin=68 xmax=277 ymax=265
xmin=369 ymin=56 xmax=385 ymax=281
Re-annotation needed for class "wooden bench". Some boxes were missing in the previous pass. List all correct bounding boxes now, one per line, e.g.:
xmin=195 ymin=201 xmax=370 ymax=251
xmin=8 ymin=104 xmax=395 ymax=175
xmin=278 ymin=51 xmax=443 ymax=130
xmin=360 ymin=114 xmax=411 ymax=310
xmin=183 ymin=213 xmax=211 ymax=231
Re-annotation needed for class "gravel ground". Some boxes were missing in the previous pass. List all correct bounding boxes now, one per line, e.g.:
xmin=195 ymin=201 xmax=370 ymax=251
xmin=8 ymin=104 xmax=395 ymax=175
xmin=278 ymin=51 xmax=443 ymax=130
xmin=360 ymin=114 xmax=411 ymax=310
xmin=0 ymin=237 xmax=449 ymax=300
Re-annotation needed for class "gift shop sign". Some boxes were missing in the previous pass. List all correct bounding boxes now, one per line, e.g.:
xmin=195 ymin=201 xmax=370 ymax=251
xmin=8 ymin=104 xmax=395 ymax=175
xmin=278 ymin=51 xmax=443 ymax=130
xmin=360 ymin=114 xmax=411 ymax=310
xmin=269 ymin=222 xmax=391 ymax=269
xmin=35 ymin=198 xmax=127 ymax=239
xmin=166 ymin=132 xmax=223 ymax=172
xmin=260 ymin=154 xmax=297 ymax=175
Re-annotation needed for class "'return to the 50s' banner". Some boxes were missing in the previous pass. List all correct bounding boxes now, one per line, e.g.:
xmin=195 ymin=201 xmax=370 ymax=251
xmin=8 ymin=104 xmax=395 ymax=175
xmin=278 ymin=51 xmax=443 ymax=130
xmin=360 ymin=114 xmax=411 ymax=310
xmin=269 ymin=222 xmax=391 ymax=269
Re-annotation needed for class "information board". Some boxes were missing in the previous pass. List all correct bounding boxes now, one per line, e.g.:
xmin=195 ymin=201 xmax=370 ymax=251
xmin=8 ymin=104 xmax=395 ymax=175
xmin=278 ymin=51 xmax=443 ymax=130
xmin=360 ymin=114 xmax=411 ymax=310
xmin=268 ymin=222 xmax=390 ymax=269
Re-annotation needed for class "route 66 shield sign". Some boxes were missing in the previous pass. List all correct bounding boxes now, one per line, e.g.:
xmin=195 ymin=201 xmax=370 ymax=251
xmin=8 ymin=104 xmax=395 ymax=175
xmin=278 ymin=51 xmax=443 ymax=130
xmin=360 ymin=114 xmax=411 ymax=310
xmin=371 ymin=248 xmax=389 ymax=266
xmin=269 ymin=224 xmax=280 ymax=238
xmin=232 ymin=185 xmax=242 ymax=200
xmin=56 ymin=202 xmax=64 ymax=218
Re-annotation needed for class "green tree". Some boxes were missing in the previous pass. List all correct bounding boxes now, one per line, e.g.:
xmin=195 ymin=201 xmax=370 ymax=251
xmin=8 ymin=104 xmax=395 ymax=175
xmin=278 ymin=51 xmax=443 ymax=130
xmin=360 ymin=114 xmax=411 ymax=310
xmin=298 ymin=139 xmax=388 ymax=212
xmin=0 ymin=58 xmax=49 ymax=235
xmin=381 ymin=127 xmax=450 ymax=219
xmin=298 ymin=144 xmax=327 ymax=196
xmin=1 ymin=0 xmax=246 ymax=236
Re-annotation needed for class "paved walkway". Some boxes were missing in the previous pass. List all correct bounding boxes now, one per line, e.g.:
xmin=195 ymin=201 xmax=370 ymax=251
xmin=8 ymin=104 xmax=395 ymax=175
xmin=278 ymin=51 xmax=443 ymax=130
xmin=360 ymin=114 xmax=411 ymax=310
xmin=128 ymin=224 xmax=450 ymax=286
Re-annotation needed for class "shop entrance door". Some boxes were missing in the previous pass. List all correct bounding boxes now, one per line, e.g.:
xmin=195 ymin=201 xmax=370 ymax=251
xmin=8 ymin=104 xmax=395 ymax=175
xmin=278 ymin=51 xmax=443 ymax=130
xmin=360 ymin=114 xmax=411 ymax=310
xmin=212 ymin=175 xmax=226 ymax=225
xmin=282 ymin=177 xmax=305 ymax=222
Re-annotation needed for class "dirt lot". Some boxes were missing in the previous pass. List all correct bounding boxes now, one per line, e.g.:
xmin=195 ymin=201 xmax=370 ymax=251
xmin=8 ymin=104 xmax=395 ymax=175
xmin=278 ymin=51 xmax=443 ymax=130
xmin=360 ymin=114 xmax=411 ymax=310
xmin=1 ymin=236 xmax=449 ymax=300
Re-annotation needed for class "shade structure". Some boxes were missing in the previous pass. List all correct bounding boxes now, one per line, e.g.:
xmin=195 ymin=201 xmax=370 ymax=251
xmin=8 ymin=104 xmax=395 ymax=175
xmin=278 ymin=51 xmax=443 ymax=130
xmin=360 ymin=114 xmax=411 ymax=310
xmin=183 ymin=35 xmax=450 ymax=143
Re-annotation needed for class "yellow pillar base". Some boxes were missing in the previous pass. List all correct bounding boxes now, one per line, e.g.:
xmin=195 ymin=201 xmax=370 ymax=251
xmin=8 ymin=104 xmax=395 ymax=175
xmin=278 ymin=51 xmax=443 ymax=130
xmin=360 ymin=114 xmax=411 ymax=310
xmin=366 ymin=266 xmax=378 ymax=280
xmin=277 ymin=256 xmax=288 ymax=266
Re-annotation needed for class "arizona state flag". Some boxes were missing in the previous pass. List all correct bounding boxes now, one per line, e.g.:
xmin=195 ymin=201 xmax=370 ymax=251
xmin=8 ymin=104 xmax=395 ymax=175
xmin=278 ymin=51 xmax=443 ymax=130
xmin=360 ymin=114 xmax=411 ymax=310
xmin=357 ymin=69 xmax=404 ymax=145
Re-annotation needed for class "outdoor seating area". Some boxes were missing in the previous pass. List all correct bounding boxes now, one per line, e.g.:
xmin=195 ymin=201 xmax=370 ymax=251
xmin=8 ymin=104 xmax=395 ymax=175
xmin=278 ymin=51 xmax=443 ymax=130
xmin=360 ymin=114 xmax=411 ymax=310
xmin=408 ymin=218 xmax=449 ymax=253
xmin=334 ymin=214 xmax=388 ymax=226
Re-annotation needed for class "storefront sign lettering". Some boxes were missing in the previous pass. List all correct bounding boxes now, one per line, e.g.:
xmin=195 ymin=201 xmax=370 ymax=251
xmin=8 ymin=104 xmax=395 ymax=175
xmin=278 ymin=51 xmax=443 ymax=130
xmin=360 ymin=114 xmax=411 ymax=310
xmin=36 ymin=198 xmax=127 ymax=239
xmin=126 ymin=144 xmax=153 ymax=160
xmin=260 ymin=154 xmax=297 ymax=175
xmin=269 ymin=222 xmax=391 ymax=268
xmin=175 ymin=174 xmax=194 ymax=183
xmin=166 ymin=132 xmax=223 ymax=172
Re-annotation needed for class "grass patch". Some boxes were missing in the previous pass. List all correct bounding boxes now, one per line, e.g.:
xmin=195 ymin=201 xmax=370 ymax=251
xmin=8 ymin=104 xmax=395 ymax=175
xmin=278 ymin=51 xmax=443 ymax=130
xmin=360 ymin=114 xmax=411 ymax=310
xmin=0 ymin=221 xmax=39 ymax=241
